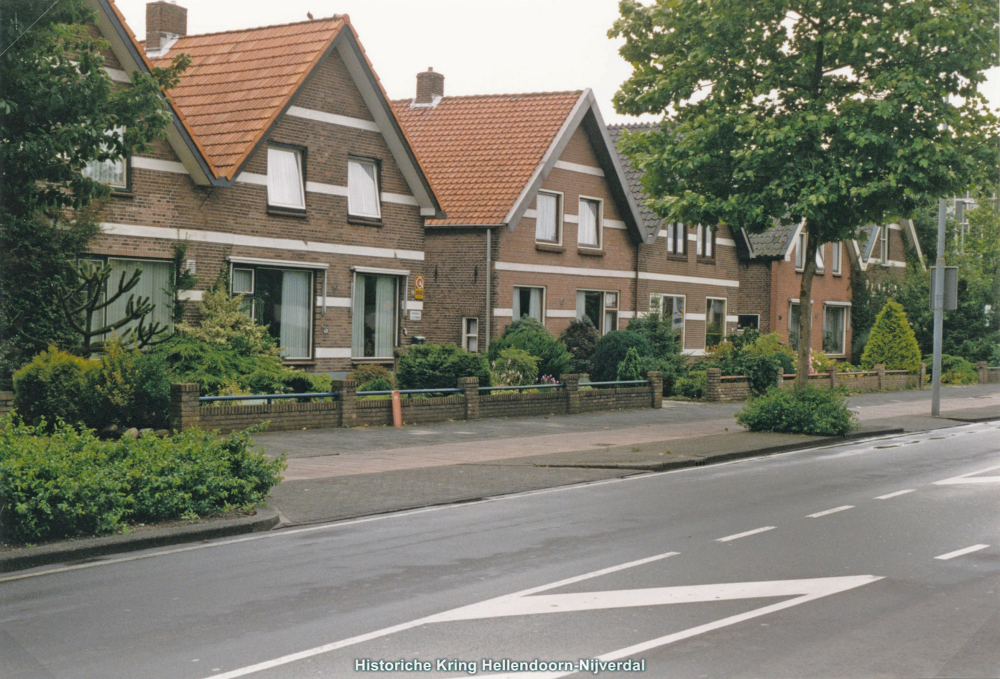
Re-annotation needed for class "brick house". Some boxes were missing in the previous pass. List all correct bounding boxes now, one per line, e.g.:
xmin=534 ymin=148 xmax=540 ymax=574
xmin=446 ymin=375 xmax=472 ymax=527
xmin=391 ymin=73 xmax=653 ymax=352
xmin=84 ymin=0 xmax=443 ymax=376
xmin=608 ymin=124 xmax=743 ymax=356
xmin=733 ymin=219 xmax=924 ymax=359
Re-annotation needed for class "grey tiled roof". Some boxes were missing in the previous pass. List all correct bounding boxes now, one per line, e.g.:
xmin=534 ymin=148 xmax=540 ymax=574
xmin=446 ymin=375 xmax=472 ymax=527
xmin=607 ymin=123 xmax=665 ymax=232
xmin=746 ymin=222 xmax=799 ymax=258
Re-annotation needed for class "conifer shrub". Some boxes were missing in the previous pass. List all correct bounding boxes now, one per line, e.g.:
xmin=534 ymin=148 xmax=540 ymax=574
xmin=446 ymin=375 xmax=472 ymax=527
xmin=590 ymin=331 xmax=652 ymax=382
xmin=89 ymin=336 xmax=171 ymax=430
xmin=616 ymin=347 xmax=644 ymax=381
xmin=860 ymin=300 xmax=921 ymax=371
xmin=12 ymin=346 xmax=99 ymax=428
xmin=736 ymin=386 xmax=857 ymax=436
xmin=396 ymin=343 xmax=491 ymax=390
xmin=487 ymin=317 xmax=572 ymax=379
xmin=560 ymin=317 xmax=600 ymax=375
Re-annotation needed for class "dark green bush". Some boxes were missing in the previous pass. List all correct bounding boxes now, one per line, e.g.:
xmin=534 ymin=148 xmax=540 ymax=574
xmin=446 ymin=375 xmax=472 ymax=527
xmin=0 ymin=417 xmax=285 ymax=544
xmin=675 ymin=370 xmax=706 ymax=399
xmin=616 ymin=347 xmax=644 ymax=381
xmin=926 ymin=354 xmax=979 ymax=385
xmin=627 ymin=311 xmax=681 ymax=359
xmin=639 ymin=356 xmax=682 ymax=395
xmin=88 ymin=336 xmax=171 ymax=430
xmin=735 ymin=386 xmax=857 ymax=436
xmin=13 ymin=346 xmax=100 ymax=429
xmin=560 ymin=317 xmax=600 ymax=374
xmin=740 ymin=353 xmax=783 ymax=396
xmin=350 ymin=364 xmax=395 ymax=388
xmin=590 ymin=331 xmax=652 ymax=382
xmin=397 ymin=343 xmax=491 ymax=390
xmin=488 ymin=318 xmax=572 ymax=379
xmin=359 ymin=378 xmax=394 ymax=392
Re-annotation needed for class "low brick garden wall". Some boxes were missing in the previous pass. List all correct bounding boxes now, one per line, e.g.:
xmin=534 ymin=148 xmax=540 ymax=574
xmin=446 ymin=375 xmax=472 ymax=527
xmin=705 ymin=364 xmax=925 ymax=402
xmin=169 ymin=373 xmax=664 ymax=434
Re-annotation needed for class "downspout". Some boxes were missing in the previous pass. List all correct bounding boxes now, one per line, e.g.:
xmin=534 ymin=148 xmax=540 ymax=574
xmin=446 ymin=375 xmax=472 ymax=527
xmin=485 ymin=227 xmax=492 ymax=347
xmin=634 ymin=240 xmax=640 ymax=320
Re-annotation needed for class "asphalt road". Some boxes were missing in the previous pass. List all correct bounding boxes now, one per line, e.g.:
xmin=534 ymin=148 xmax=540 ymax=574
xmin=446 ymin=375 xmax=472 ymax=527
xmin=2 ymin=423 xmax=998 ymax=679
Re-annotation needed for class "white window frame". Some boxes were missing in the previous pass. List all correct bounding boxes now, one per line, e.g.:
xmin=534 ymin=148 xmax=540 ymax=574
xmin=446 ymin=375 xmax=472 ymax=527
xmin=822 ymin=303 xmax=850 ymax=356
xmin=231 ymin=267 xmax=256 ymax=318
xmin=578 ymin=289 xmax=620 ymax=335
xmin=266 ymin=145 xmax=306 ymax=210
xmin=347 ymin=157 xmax=382 ymax=220
xmin=879 ymin=226 xmax=889 ymax=262
xmin=666 ymin=222 xmax=686 ymax=256
xmin=232 ymin=264 xmax=314 ymax=360
xmin=795 ymin=232 xmax=806 ymax=271
xmin=832 ymin=242 xmax=842 ymax=275
xmin=577 ymin=196 xmax=603 ymax=250
xmin=351 ymin=271 xmax=401 ymax=360
xmin=696 ymin=224 xmax=715 ymax=258
xmin=815 ymin=242 xmax=825 ymax=272
xmin=650 ymin=292 xmax=686 ymax=349
xmin=513 ymin=286 xmax=546 ymax=324
xmin=534 ymin=190 xmax=563 ymax=245
xmin=82 ymin=126 xmax=128 ymax=190
xmin=705 ymin=296 xmax=727 ymax=347
xmin=83 ymin=255 xmax=174 ymax=335
xmin=462 ymin=317 xmax=479 ymax=353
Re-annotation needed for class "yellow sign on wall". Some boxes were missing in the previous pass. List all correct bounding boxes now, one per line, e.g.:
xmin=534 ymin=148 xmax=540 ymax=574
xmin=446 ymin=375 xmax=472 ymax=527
xmin=414 ymin=275 xmax=425 ymax=300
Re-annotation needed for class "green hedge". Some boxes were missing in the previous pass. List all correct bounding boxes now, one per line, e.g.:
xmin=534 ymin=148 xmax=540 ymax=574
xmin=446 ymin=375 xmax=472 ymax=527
xmin=487 ymin=318 xmax=571 ymax=379
xmin=0 ymin=417 xmax=285 ymax=544
xmin=396 ymin=343 xmax=491 ymax=390
xmin=735 ymin=387 xmax=857 ymax=436
xmin=590 ymin=331 xmax=652 ymax=382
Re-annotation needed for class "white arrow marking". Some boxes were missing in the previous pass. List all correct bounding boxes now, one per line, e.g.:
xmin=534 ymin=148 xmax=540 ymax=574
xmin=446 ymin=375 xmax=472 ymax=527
xmin=934 ymin=463 xmax=1000 ymax=485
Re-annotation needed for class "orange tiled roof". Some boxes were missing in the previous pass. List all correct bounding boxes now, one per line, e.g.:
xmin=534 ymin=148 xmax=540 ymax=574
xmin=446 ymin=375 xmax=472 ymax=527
xmin=392 ymin=92 xmax=583 ymax=225
xmin=145 ymin=17 xmax=346 ymax=180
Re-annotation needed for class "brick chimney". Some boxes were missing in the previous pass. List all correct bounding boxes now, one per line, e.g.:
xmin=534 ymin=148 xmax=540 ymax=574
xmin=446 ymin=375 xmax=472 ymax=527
xmin=146 ymin=1 xmax=187 ymax=54
xmin=415 ymin=67 xmax=444 ymax=105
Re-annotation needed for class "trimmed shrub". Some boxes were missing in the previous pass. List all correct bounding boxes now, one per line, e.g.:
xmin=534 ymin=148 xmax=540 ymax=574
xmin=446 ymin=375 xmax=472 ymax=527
xmin=735 ymin=386 xmax=857 ymax=436
xmin=638 ymin=356 xmax=682 ymax=395
xmin=860 ymin=300 xmax=921 ymax=371
xmin=740 ymin=353 xmax=782 ymax=396
xmin=590 ymin=331 xmax=652 ymax=382
xmin=359 ymin=378 xmax=394 ymax=392
xmin=351 ymin=364 xmax=394 ymax=388
xmin=675 ymin=370 xmax=706 ymax=399
xmin=0 ymin=418 xmax=285 ymax=544
xmin=492 ymin=347 xmax=539 ymax=387
xmin=488 ymin=318 xmax=572 ymax=379
xmin=396 ymin=343 xmax=491 ymax=390
xmin=560 ymin=317 xmax=600 ymax=375
xmin=12 ymin=346 xmax=100 ymax=428
xmin=616 ymin=347 xmax=644 ymax=381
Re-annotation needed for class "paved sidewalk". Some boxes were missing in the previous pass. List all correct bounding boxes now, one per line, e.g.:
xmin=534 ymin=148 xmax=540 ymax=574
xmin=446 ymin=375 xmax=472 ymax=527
xmin=257 ymin=384 xmax=1000 ymax=526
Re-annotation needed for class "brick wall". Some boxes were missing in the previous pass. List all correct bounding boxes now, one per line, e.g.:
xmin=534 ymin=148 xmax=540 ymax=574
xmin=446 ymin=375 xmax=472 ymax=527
xmin=422 ymin=226 xmax=493 ymax=349
xmin=201 ymin=400 xmax=342 ymax=434
xmin=735 ymin=260 xmax=772 ymax=334
xmin=481 ymin=390 xmax=567 ymax=418
xmin=356 ymin=395 xmax=467 ymax=426
xmin=704 ymin=365 xmax=922 ymax=402
xmin=579 ymin=386 xmax=651 ymax=412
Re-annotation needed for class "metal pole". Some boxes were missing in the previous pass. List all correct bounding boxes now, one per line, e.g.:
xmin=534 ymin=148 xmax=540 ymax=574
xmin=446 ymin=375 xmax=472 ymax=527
xmin=931 ymin=199 xmax=946 ymax=416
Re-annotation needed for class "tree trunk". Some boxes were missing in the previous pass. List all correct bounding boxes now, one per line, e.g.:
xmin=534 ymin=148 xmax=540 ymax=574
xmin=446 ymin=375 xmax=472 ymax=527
xmin=796 ymin=221 xmax=819 ymax=389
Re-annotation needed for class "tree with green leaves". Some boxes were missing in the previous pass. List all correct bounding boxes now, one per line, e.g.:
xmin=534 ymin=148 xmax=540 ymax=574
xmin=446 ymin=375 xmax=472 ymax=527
xmin=611 ymin=0 xmax=998 ymax=387
xmin=0 ymin=0 xmax=189 ymax=377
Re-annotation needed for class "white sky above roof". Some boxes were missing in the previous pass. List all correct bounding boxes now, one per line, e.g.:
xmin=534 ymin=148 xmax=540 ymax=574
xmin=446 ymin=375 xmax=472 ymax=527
xmin=114 ymin=0 xmax=1000 ymax=125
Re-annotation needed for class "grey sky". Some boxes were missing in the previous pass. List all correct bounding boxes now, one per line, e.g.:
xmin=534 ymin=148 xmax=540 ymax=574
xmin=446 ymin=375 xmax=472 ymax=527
xmin=115 ymin=0 xmax=1000 ymax=125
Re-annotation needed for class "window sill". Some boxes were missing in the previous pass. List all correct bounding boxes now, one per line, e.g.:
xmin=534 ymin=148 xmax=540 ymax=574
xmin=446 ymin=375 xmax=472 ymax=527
xmin=668 ymin=253 xmax=688 ymax=261
xmin=535 ymin=242 xmax=565 ymax=253
xmin=110 ymin=190 xmax=134 ymax=199
xmin=352 ymin=357 xmax=394 ymax=365
xmin=697 ymin=256 xmax=716 ymax=265
xmin=283 ymin=360 xmax=317 ymax=367
xmin=268 ymin=206 xmax=307 ymax=218
xmin=348 ymin=215 xmax=383 ymax=227
xmin=578 ymin=248 xmax=604 ymax=257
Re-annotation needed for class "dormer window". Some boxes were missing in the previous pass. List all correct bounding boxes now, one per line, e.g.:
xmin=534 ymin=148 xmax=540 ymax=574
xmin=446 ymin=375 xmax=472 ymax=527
xmin=267 ymin=145 xmax=306 ymax=211
xmin=348 ymin=158 xmax=381 ymax=220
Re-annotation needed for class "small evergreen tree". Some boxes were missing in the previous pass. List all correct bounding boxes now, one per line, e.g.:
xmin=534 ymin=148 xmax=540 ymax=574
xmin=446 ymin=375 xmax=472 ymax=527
xmin=860 ymin=300 xmax=921 ymax=371
xmin=176 ymin=277 xmax=279 ymax=357
xmin=616 ymin=347 xmax=644 ymax=381
xmin=560 ymin=317 xmax=600 ymax=375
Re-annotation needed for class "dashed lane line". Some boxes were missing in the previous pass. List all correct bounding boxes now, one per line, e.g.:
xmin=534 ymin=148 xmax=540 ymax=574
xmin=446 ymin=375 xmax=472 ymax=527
xmin=807 ymin=505 xmax=854 ymax=518
xmin=935 ymin=544 xmax=990 ymax=561
xmin=876 ymin=489 xmax=916 ymax=500
xmin=716 ymin=526 xmax=776 ymax=543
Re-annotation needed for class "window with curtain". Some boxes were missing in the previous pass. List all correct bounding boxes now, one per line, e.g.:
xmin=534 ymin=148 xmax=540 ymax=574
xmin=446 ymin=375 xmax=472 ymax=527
xmin=788 ymin=302 xmax=801 ymax=350
xmin=823 ymin=305 xmax=847 ymax=355
xmin=832 ymin=242 xmax=842 ymax=274
xmin=348 ymin=158 xmax=381 ymax=219
xmin=267 ymin=146 xmax=305 ymax=210
xmin=352 ymin=274 xmax=398 ymax=358
xmin=705 ymin=298 xmax=726 ymax=348
xmin=578 ymin=198 xmax=600 ymax=248
xmin=232 ymin=268 xmax=255 ymax=316
xmin=795 ymin=233 xmax=806 ymax=270
xmin=103 ymin=258 xmax=173 ymax=339
xmin=82 ymin=127 xmax=128 ymax=190
xmin=245 ymin=268 xmax=313 ymax=359
xmin=535 ymin=192 xmax=559 ymax=243
xmin=667 ymin=223 xmax=686 ymax=256
xmin=815 ymin=242 xmax=825 ymax=270
xmin=575 ymin=290 xmax=619 ymax=335
xmin=696 ymin=225 xmax=714 ymax=258
xmin=650 ymin=294 xmax=686 ymax=348
xmin=513 ymin=287 xmax=543 ymax=323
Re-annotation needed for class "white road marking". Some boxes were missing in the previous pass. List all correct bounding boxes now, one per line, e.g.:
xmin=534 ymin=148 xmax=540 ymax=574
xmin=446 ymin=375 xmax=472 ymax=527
xmin=808 ymin=505 xmax=854 ymax=518
xmin=457 ymin=576 xmax=885 ymax=679
xmin=716 ymin=526 xmax=775 ymax=542
xmin=204 ymin=551 xmax=680 ymax=679
xmin=935 ymin=544 xmax=990 ymax=561
xmin=876 ymin=489 xmax=916 ymax=500
xmin=933 ymin=463 xmax=1000 ymax=486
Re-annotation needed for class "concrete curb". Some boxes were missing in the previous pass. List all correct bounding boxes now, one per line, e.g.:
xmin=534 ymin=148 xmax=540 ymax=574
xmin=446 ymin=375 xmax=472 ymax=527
xmin=0 ymin=507 xmax=280 ymax=574
xmin=536 ymin=427 xmax=906 ymax=472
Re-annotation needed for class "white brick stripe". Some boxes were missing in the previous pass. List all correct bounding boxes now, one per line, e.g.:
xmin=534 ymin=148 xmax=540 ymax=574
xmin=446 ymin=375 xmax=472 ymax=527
xmin=315 ymin=348 xmax=352 ymax=359
xmin=286 ymin=106 xmax=381 ymax=133
xmin=553 ymin=160 xmax=604 ymax=177
xmin=132 ymin=156 xmax=190 ymax=175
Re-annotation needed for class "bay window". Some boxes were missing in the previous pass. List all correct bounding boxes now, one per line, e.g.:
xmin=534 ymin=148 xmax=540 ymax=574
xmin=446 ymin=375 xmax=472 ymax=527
xmin=535 ymin=191 xmax=560 ymax=243
xmin=232 ymin=266 xmax=313 ymax=359
xmin=795 ymin=232 xmax=806 ymax=270
xmin=513 ymin=286 xmax=544 ymax=323
xmin=352 ymin=273 xmax=399 ymax=359
xmin=267 ymin=145 xmax=306 ymax=211
xmin=348 ymin=157 xmax=381 ymax=220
